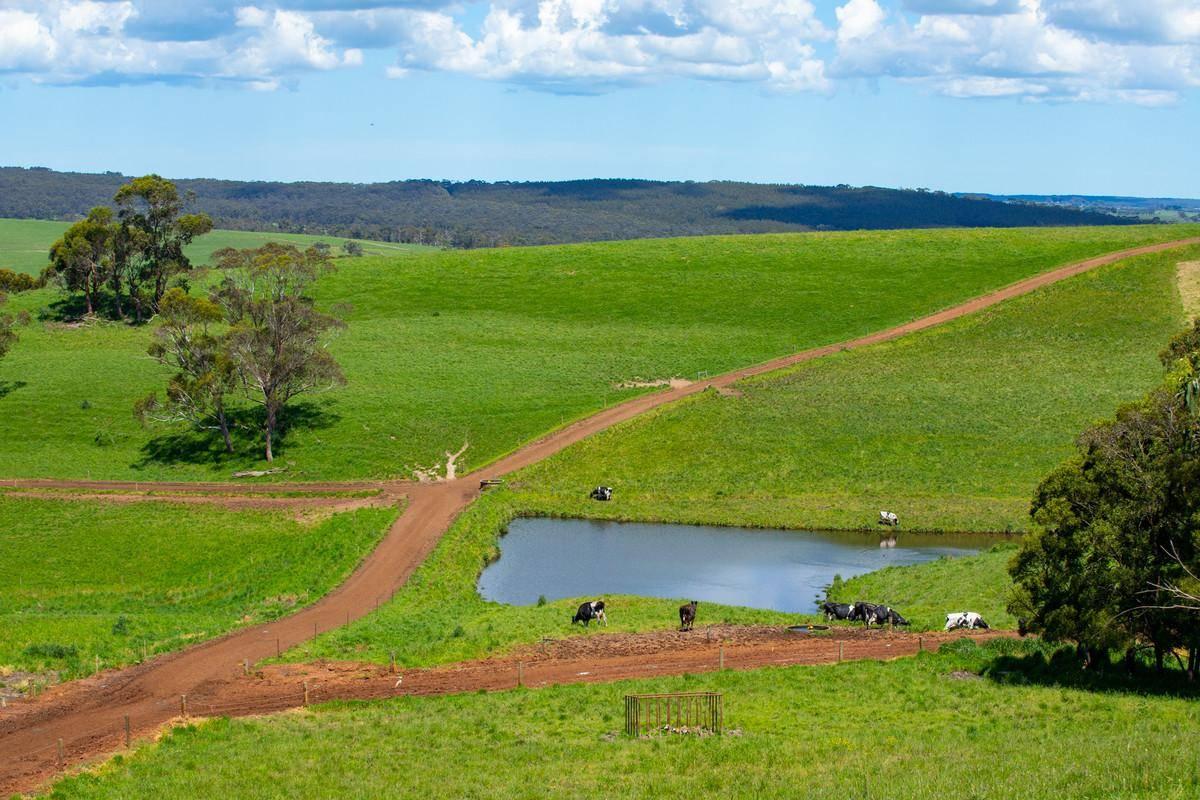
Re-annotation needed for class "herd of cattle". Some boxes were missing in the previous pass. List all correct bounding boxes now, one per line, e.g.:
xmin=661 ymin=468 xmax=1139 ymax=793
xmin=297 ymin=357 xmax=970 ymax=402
xmin=572 ymin=597 xmax=989 ymax=632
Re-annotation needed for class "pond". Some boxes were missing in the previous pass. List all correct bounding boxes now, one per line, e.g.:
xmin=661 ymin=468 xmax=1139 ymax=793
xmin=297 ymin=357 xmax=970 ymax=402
xmin=478 ymin=517 xmax=1005 ymax=614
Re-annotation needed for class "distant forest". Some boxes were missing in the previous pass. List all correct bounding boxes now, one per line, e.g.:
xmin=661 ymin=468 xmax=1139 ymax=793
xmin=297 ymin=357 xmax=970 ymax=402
xmin=0 ymin=167 xmax=1138 ymax=248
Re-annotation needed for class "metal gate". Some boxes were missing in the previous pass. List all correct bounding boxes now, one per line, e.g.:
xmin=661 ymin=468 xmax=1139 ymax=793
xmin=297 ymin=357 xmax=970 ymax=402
xmin=624 ymin=692 xmax=722 ymax=736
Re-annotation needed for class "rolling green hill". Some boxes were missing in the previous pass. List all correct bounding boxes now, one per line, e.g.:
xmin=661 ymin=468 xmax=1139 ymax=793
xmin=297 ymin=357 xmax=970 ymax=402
xmin=0 ymin=225 xmax=1194 ymax=483
xmin=0 ymin=218 xmax=433 ymax=275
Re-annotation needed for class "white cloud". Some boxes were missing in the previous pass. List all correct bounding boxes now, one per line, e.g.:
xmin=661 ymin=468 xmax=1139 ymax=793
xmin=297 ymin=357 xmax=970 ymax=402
xmin=0 ymin=0 xmax=1193 ymax=103
xmin=831 ymin=0 xmax=1200 ymax=103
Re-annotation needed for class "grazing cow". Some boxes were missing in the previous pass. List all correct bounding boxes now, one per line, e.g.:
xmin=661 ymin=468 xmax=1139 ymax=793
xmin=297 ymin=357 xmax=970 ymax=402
xmin=944 ymin=611 xmax=989 ymax=631
xmin=821 ymin=601 xmax=854 ymax=621
xmin=880 ymin=607 xmax=910 ymax=626
xmin=848 ymin=601 xmax=878 ymax=624
xmin=589 ymin=486 xmax=613 ymax=501
xmin=878 ymin=511 xmax=899 ymax=527
xmin=679 ymin=601 xmax=698 ymax=631
xmin=572 ymin=600 xmax=608 ymax=627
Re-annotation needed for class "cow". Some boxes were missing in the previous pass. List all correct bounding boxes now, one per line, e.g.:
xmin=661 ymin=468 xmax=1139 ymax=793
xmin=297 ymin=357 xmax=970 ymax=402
xmin=944 ymin=611 xmax=989 ymax=631
xmin=679 ymin=601 xmax=698 ymax=631
xmin=821 ymin=601 xmax=854 ymax=621
xmin=572 ymin=600 xmax=608 ymax=627
xmin=878 ymin=511 xmax=899 ymax=527
xmin=878 ymin=607 xmax=910 ymax=627
xmin=847 ymin=601 xmax=878 ymax=624
xmin=589 ymin=486 xmax=613 ymax=501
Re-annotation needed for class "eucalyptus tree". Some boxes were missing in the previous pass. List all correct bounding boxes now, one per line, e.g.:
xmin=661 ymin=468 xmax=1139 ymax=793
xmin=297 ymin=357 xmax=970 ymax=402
xmin=213 ymin=243 xmax=345 ymax=462
xmin=46 ymin=206 xmax=114 ymax=315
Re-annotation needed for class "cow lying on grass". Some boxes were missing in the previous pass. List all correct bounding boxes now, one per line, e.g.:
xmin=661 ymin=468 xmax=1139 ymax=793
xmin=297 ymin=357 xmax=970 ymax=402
xmin=945 ymin=611 xmax=989 ymax=631
xmin=679 ymin=601 xmax=698 ymax=631
xmin=572 ymin=600 xmax=608 ymax=627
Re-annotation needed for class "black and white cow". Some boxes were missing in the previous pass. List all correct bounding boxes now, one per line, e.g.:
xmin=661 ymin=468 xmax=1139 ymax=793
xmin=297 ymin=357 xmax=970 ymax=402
xmin=847 ymin=601 xmax=878 ymax=624
xmin=589 ymin=486 xmax=613 ymax=501
xmin=944 ymin=611 xmax=989 ymax=631
xmin=572 ymin=600 xmax=608 ymax=627
xmin=878 ymin=511 xmax=899 ymax=527
xmin=877 ymin=606 xmax=910 ymax=627
xmin=821 ymin=601 xmax=854 ymax=621
xmin=679 ymin=600 xmax=698 ymax=631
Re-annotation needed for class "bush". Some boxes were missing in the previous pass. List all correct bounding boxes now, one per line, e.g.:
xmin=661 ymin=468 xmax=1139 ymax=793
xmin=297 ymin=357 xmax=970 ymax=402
xmin=0 ymin=268 xmax=40 ymax=293
xmin=24 ymin=643 xmax=78 ymax=659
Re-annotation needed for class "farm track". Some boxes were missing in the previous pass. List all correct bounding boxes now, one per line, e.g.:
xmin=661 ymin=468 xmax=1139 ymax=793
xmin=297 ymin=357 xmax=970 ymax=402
xmin=1 ymin=237 xmax=1197 ymax=795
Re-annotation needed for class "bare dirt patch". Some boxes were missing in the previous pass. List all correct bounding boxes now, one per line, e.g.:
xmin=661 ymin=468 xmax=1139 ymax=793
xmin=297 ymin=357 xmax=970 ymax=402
xmin=615 ymin=377 xmax=693 ymax=390
xmin=1177 ymin=261 xmax=1200 ymax=318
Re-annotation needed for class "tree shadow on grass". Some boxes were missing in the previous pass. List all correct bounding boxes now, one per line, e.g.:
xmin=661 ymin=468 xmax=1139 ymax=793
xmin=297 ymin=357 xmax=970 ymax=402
xmin=970 ymin=638 xmax=1199 ymax=699
xmin=132 ymin=401 xmax=341 ymax=471
xmin=0 ymin=380 xmax=27 ymax=400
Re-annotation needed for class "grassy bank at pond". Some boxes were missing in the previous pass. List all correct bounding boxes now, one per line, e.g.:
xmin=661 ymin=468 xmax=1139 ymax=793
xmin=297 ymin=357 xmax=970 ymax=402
xmin=288 ymin=496 xmax=1005 ymax=669
xmin=54 ymin=640 xmax=1200 ymax=800
xmin=0 ymin=495 xmax=397 ymax=684
xmin=505 ymin=245 xmax=1195 ymax=534
xmin=1 ymin=225 xmax=1197 ymax=482
xmin=830 ymin=545 xmax=1019 ymax=629
xmin=0 ymin=218 xmax=432 ymax=275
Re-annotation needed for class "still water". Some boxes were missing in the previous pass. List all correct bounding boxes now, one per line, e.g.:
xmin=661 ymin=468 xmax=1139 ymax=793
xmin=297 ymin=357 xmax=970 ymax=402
xmin=478 ymin=517 xmax=1002 ymax=614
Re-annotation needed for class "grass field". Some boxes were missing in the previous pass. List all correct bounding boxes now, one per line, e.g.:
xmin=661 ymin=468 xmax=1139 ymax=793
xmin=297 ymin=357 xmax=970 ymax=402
xmin=287 ymin=244 xmax=1189 ymax=667
xmin=503 ymin=245 xmax=1195 ymax=533
xmin=830 ymin=544 xmax=1019 ymax=629
xmin=0 ymin=495 xmax=396 ymax=683
xmin=1 ymin=225 xmax=1196 ymax=483
xmin=51 ymin=639 xmax=1200 ymax=799
xmin=0 ymin=218 xmax=433 ymax=275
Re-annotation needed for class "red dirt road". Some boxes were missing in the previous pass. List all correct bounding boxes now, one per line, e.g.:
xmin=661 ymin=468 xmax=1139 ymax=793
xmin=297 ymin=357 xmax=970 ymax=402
xmin=1 ymin=237 xmax=1197 ymax=795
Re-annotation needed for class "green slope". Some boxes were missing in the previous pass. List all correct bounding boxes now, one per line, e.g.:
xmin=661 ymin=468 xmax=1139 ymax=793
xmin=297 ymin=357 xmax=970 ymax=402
xmin=0 ymin=225 xmax=1194 ymax=482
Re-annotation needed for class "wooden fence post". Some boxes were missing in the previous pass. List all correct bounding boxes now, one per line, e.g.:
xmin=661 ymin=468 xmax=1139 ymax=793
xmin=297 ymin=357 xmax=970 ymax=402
xmin=180 ymin=694 xmax=187 ymax=718
xmin=719 ymin=644 xmax=725 ymax=671
xmin=243 ymin=658 xmax=249 ymax=675
xmin=517 ymin=662 xmax=524 ymax=688
xmin=390 ymin=651 xmax=396 ymax=674
xmin=838 ymin=641 xmax=844 ymax=663
xmin=57 ymin=738 xmax=63 ymax=769
xmin=124 ymin=715 xmax=131 ymax=748
xmin=276 ymin=638 xmax=280 ymax=658
xmin=918 ymin=636 xmax=924 ymax=653
xmin=303 ymin=682 xmax=310 ymax=706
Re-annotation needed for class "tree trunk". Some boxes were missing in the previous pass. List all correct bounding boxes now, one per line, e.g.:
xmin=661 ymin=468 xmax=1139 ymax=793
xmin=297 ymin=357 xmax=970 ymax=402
xmin=218 ymin=409 xmax=233 ymax=454
xmin=1188 ymin=645 xmax=1197 ymax=682
xmin=1154 ymin=643 xmax=1165 ymax=674
xmin=1124 ymin=647 xmax=1138 ymax=674
xmin=263 ymin=405 xmax=276 ymax=462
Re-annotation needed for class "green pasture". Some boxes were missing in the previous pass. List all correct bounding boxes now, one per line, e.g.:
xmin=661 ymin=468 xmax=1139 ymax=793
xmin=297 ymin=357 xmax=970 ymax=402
xmin=505 ymin=245 xmax=1195 ymax=534
xmin=0 ymin=218 xmax=431 ymax=275
xmin=0 ymin=494 xmax=396 ymax=682
xmin=50 ymin=639 xmax=1200 ymax=800
xmin=1 ymin=225 xmax=1196 ymax=483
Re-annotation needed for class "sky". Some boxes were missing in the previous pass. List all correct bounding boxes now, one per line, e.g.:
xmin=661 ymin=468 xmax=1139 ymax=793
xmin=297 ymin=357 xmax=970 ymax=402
xmin=0 ymin=0 xmax=1198 ymax=196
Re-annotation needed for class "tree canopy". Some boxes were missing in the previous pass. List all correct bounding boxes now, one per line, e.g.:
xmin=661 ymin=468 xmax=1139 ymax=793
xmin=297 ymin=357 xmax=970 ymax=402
xmin=1009 ymin=323 xmax=1200 ymax=678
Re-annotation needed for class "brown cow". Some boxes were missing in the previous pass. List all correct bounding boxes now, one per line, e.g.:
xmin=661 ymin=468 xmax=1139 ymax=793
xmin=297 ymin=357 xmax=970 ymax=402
xmin=679 ymin=600 xmax=698 ymax=631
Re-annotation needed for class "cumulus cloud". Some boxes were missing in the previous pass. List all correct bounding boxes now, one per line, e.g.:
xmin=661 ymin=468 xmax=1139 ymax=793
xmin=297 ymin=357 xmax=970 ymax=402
xmin=0 ymin=0 xmax=1194 ymax=102
xmin=832 ymin=0 xmax=1200 ymax=104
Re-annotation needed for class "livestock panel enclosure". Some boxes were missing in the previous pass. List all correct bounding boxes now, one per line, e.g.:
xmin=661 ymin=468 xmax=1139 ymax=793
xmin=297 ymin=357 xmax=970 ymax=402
xmin=624 ymin=692 xmax=723 ymax=736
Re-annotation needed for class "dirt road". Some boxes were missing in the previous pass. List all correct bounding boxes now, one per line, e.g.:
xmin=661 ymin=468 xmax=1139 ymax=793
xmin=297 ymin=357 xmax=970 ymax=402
xmin=1 ymin=237 xmax=1196 ymax=795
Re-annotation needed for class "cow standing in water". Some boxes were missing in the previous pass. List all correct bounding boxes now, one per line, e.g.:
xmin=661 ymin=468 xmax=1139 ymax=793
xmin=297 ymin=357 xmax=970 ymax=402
xmin=572 ymin=600 xmax=608 ymax=627
xmin=679 ymin=601 xmax=699 ymax=631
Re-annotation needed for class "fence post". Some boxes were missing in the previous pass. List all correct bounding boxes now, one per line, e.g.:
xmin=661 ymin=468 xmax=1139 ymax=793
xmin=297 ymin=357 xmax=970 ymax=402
xmin=719 ymin=644 xmax=725 ymax=671
xmin=314 ymin=622 xmax=318 ymax=639
xmin=94 ymin=655 xmax=100 ymax=676
xmin=276 ymin=638 xmax=281 ymax=658
xmin=180 ymin=694 xmax=187 ymax=718
xmin=243 ymin=658 xmax=249 ymax=675
xmin=517 ymin=662 xmax=524 ymax=688
xmin=918 ymin=636 xmax=924 ymax=653
xmin=124 ymin=715 xmax=131 ymax=748
xmin=57 ymin=738 xmax=63 ymax=769
xmin=390 ymin=651 xmax=396 ymax=674
xmin=303 ymin=682 xmax=310 ymax=707
xmin=838 ymin=641 xmax=844 ymax=663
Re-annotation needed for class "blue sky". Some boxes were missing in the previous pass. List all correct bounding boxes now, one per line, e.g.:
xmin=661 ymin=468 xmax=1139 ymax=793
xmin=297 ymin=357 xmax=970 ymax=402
xmin=1 ymin=0 xmax=1197 ymax=195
